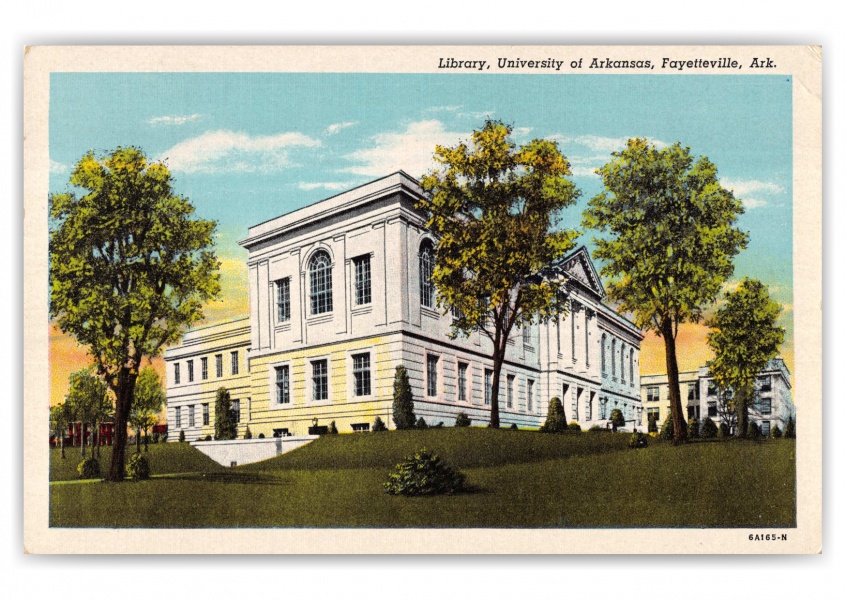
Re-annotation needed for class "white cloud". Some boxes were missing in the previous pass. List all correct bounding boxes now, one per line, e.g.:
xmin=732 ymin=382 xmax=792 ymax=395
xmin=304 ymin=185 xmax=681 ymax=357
xmin=512 ymin=127 xmax=533 ymax=139
xmin=425 ymin=105 xmax=461 ymax=113
xmin=159 ymin=129 xmax=321 ymax=174
xmin=343 ymin=120 xmax=468 ymax=177
xmin=741 ymin=197 xmax=769 ymax=209
xmin=720 ymin=179 xmax=784 ymax=197
xmin=548 ymin=135 xmax=668 ymax=178
xmin=457 ymin=110 xmax=495 ymax=120
xmin=49 ymin=159 xmax=68 ymax=174
xmin=298 ymin=181 xmax=353 ymax=191
xmin=148 ymin=113 xmax=203 ymax=126
xmin=325 ymin=121 xmax=357 ymax=135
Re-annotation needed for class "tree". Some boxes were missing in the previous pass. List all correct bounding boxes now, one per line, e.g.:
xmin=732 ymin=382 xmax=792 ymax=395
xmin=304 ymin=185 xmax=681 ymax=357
xmin=50 ymin=402 xmax=72 ymax=459
xmin=582 ymin=139 xmax=748 ymax=443
xmin=706 ymin=278 xmax=784 ymax=438
xmin=610 ymin=408 xmax=625 ymax=432
xmin=392 ymin=365 xmax=416 ymax=430
xmin=419 ymin=120 xmax=580 ymax=427
xmin=64 ymin=369 xmax=113 ymax=459
xmin=540 ymin=396 xmax=567 ymax=433
xmin=214 ymin=387 xmax=238 ymax=440
xmin=130 ymin=367 xmax=165 ymax=452
xmin=715 ymin=388 xmax=739 ymax=437
xmin=50 ymin=147 xmax=220 ymax=480
xmin=785 ymin=416 xmax=796 ymax=439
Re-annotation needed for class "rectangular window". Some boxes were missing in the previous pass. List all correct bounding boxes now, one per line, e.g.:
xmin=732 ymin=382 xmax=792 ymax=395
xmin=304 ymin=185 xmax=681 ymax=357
xmin=527 ymin=379 xmax=534 ymax=412
xmin=175 ymin=407 xmax=182 ymax=429
xmin=707 ymin=380 xmax=718 ymax=396
xmin=760 ymin=421 xmax=771 ymax=436
xmin=484 ymin=369 xmax=493 ymax=405
xmin=647 ymin=407 xmax=660 ymax=423
xmin=201 ymin=357 xmax=208 ymax=380
xmin=687 ymin=383 xmax=700 ymax=401
xmin=759 ymin=397 xmax=772 ymax=415
xmin=506 ymin=375 xmax=515 ymax=408
xmin=188 ymin=405 xmax=195 ymax=428
xmin=457 ymin=362 xmax=468 ymax=403
xmin=523 ymin=323 xmax=531 ymax=346
xmin=758 ymin=376 xmax=772 ymax=392
xmin=426 ymin=355 xmax=439 ymax=397
xmin=353 ymin=255 xmax=372 ymax=305
xmin=174 ymin=363 xmax=180 ymax=385
xmin=273 ymin=428 xmax=290 ymax=438
xmin=202 ymin=403 xmax=209 ymax=426
xmin=687 ymin=406 xmax=701 ymax=420
xmin=276 ymin=277 xmax=291 ymax=322
xmin=647 ymin=386 xmax=660 ymax=403
xmin=232 ymin=400 xmax=241 ymax=424
xmin=708 ymin=401 xmax=717 ymax=417
xmin=351 ymin=422 xmax=370 ymax=432
xmin=187 ymin=360 xmax=194 ymax=382
xmin=231 ymin=351 xmax=239 ymax=375
xmin=215 ymin=354 xmax=223 ymax=378
xmin=312 ymin=360 xmax=329 ymax=401
xmin=276 ymin=365 xmax=290 ymax=404
xmin=353 ymin=353 xmax=371 ymax=396
xmin=573 ymin=388 xmax=581 ymax=422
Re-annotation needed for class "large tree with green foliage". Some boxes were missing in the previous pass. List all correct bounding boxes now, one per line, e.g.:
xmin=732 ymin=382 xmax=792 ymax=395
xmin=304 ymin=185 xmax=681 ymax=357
xmin=419 ymin=120 xmax=581 ymax=428
xmin=130 ymin=366 xmax=165 ymax=452
xmin=582 ymin=139 xmax=748 ymax=444
xmin=64 ymin=368 xmax=113 ymax=459
xmin=706 ymin=278 xmax=784 ymax=437
xmin=50 ymin=147 xmax=220 ymax=481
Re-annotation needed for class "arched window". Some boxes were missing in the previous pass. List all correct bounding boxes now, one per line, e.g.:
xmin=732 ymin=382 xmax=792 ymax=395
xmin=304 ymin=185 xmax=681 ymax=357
xmin=629 ymin=350 xmax=634 ymax=386
xmin=309 ymin=250 xmax=333 ymax=315
xmin=621 ymin=343 xmax=626 ymax=385
xmin=601 ymin=333 xmax=607 ymax=375
xmin=419 ymin=240 xmax=435 ymax=308
xmin=611 ymin=339 xmax=617 ymax=378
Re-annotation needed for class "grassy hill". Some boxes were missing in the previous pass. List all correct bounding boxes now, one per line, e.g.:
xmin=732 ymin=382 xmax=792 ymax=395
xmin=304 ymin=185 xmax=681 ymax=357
xmin=49 ymin=429 xmax=796 ymax=528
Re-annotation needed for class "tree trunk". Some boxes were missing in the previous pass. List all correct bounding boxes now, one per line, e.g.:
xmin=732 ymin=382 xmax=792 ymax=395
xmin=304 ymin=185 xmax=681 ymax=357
xmin=660 ymin=318 xmax=688 ymax=445
xmin=81 ymin=423 xmax=86 ymax=459
xmin=736 ymin=389 xmax=749 ymax=438
xmin=489 ymin=346 xmax=505 ymax=429
xmin=136 ymin=428 xmax=141 ymax=454
xmin=144 ymin=426 xmax=149 ymax=452
xmin=60 ymin=431 xmax=65 ymax=459
xmin=108 ymin=369 xmax=137 ymax=482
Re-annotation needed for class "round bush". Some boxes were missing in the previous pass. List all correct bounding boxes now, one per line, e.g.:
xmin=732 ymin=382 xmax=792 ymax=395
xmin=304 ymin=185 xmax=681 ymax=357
xmin=718 ymin=422 xmax=731 ymax=438
xmin=589 ymin=425 xmax=603 ymax=432
xmin=688 ymin=418 xmax=701 ymax=439
xmin=454 ymin=412 xmax=471 ymax=428
xmin=258 ymin=433 xmax=266 ymax=439
xmin=771 ymin=425 xmax=783 ymax=439
xmin=77 ymin=456 xmax=100 ymax=479
xmin=701 ymin=417 xmax=718 ymax=438
xmin=567 ymin=422 xmax=582 ymax=432
xmin=126 ymin=453 xmax=151 ymax=480
xmin=746 ymin=422 xmax=761 ymax=440
xmin=628 ymin=432 xmax=649 ymax=449
xmin=372 ymin=416 xmax=388 ymax=432
xmin=384 ymin=448 xmax=466 ymax=496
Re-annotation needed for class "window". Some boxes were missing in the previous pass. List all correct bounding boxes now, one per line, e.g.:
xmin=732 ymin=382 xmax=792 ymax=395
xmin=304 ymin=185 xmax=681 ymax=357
xmin=231 ymin=351 xmax=239 ymax=375
xmin=311 ymin=359 xmax=329 ymax=401
xmin=457 ymin=362 xmax=468 ymax=403
xmin=758 ymin=376 xmax=772 ymax=392
xmin=647 ymin=407 xmax=660 ymax=423
xmin=760 ymin=421 xmax=771 ymax=437
xmin=688 ymin=382 xmax=700 ymax=402
xmin=202 ymin=403 xmax=209 ymax=426
xmin=573 ymin=388 xmax=581 ymax=422
xmin=506 ymin=375 xmax=515 ymax=408
xmin=585 ymin=311 xmax=590 ymax=367
xmin=611 ymin=339 xmax=617 ymax=378
xmin=707 ymin=380 xmax=719 ymax=396
xmin=620 ymin=344 xmax=626 ymax=385
xmin=570 ymin=305 xmax=577 ymax=360
xmin=426 ymin=354 xmax=439 ymax=397
xmin=601 ymin=333 xmax=607 ymax=374
xmin=587 ymin=391 xmax=595 ymax=421
xmin=353 ymin=353 xmax=371 ymax=396
xmin=215 ymin=354 xmax=223 ymax=378
xmin=629 ymin=351 xmax=634 ymax=386
xmin=273 ymin=277 xmax=291 ymax=323
xmin=484 ymin=369 xmax=493 ymax=405
xmin=175 ymin=407 xmax=182 ymax=429
xmin=351 ymin=423 xmax=370 ymax=432
xmin=188 ymin=405 xmax=195 ymax=428
xmin=419 ymin=240 xmax=435 ymax=308
xmin=232 ymin=400 xmax=241 ymax=424
xmin=708 ymin=401 xmax=717 ymax=417
xmin=174 ymin=363 xmax=180 ymax=385
xmin=523 ymin=323 xmax=531 ymax=346
xmin=276 ymin=365 xmax=290 ymax=404
xmin=759 ymin=397 xmax=772 ymax=415
xmin=309 ymin=251 xmax=333 ymax=315
xmin=687 ymin=406 xmax=700 ymax=420
xmin=647 ymin=386 xmax=660 ymax=403
xmin=353 ymin=255 xmax=372 ymax=305
xmin=527 ymin=379 xmax=534 ymax=412
xmin=273 ymin=428 xmax=290 ymax=438
xmin=187 ymin=360 xmax=194 ymax=382
xmin=201 ymin=357 xmax=208 ymax=380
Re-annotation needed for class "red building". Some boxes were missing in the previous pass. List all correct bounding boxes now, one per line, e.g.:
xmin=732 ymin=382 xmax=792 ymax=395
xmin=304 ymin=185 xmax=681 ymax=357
xmin=50 ymin=422 xmax=115 ymax=447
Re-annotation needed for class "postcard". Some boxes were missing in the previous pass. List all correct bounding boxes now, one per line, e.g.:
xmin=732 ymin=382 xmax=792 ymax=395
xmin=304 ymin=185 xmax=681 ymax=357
xmin=23 ymin=45 xmax=822 ymax=553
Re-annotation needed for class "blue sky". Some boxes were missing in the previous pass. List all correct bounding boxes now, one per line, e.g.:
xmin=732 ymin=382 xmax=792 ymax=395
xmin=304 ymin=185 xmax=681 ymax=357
xmin=48 ymin=72 xmax=794 ymax=377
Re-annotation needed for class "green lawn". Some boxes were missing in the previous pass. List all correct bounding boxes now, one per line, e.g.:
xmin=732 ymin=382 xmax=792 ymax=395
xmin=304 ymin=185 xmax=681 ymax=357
xmin=49 ymin=430 xmax=796 ymax=528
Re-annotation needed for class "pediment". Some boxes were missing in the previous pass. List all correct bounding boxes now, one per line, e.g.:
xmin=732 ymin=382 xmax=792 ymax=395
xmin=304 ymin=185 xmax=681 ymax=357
xmin=561 ymin=247 xmax=606 ymax=299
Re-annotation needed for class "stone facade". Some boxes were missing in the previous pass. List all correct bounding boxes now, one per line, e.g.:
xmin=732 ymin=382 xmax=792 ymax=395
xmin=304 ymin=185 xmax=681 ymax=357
xmin=165 ymin=172 xmax=644 ymax=440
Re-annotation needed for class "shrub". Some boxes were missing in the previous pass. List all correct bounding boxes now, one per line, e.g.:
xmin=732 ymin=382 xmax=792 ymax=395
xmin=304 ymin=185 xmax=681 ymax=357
xmin=214 ymin=387 xmax=238 ymax=441
xmin=567 ymin=422 xmax=582 ymax=432
xmin=152 ymin=432 xmax=160 ymax=444
xmin=628 ymin=432 xmax=649 ymax=449
xmin=785 ymin=417 xmax=796 ymax=438
xmin=244 ymin=426 xmax=253 ymax=440
xmin=701 ymin=417 xmax=718 ymax=438
xmin=178 ymin=429 xmax=186 ymax=443
xmin=589 ymin=424 xmax=604 ymax=432
xmin=454 ymin=412 xmax=471 ymax=428
xmin=647 ymin=413 xmax=658 ymax=433
xmin=126 ymin=453 xmax=151 ymax=481
xmin=204 ymin=434 xmax=213 ymax=441
xmin=746 ymin=422 xmax=761 ymax=440
xmin=384 ymin=448 xmax=466 ymax=496
xmin=77 ymin=456 xmax=100 ymax=479
xmin=415 ymin=417 xmax=428 ymax=429
xmin=328 ymin=421 xmax=338 ymax=435
xmin=659 ymin=415 xmax=674 ymax=440
xmin=718 ymin=422 xmax=731 ymax=438
xmin=610 ymin=408 xmax=625 ymax=432
xmin=372 ymin=416 xmax=388 ymax=432
xmin=540 ymin=397 xmax=567 ymax=433
xmin=392 ymin=365 xmax=416 ymax=430
xmin=688 ymin=418 xmax=701 ymax=439
xmin=509 ymin=423 xmax=518 ymax=430
xmin=258 ymin=433 xmax=265 ymax=439
xmin=161 ymin=433 xmax=168 ymax=443
xmin=771 ymin=425 xmax=783 ymax=439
